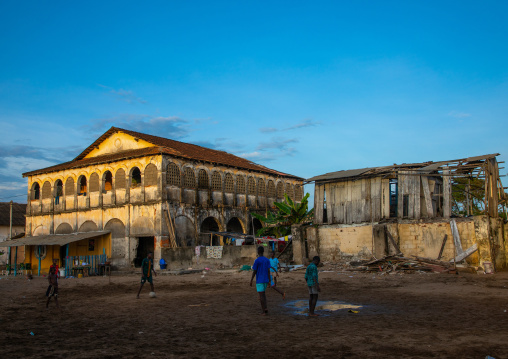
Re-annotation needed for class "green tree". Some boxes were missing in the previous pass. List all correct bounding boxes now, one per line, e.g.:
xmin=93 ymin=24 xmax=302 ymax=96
xmin=252 ymin=193 xmax=314 ymax=237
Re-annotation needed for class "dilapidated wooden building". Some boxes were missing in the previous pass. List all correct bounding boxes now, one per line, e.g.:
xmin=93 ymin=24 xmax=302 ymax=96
xmin=308 ymin=154 xmax=505 ymax=224
xmin=297 ymin=154 xmax=508 ymax=271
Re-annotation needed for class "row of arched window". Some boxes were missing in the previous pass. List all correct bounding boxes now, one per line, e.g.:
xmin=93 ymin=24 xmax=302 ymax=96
xmin=31 ymin=164 xmax=158 ymax=200
xmin=166 ymin=163 xmax=303 ymax=200
xmin=30 ymin=162 xmax=304 ymax=201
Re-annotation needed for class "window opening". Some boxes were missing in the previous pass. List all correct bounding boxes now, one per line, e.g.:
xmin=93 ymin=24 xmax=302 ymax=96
xmin=248 ymin=177 xmax=256 ymax=195
xmin=403 ymin=194 xmax=409 ymax=218
xmin=42 ymin=181 xmax=51 ymax=199
xmin=276 ymin=182 xmax=284 ymax=198
xmin=167 ymin=163 xmax=180 ymax=186
xmin=323 ymin=186 xmax=328 ymax=223
xmin=144 ymin=164 xmax=157 ymax=187
xmin=198 ymin=169 xmax=209 ymax=189
xmin=55 ymin=180 xmax=63 ymax=205
xmin=258 ymin=178 xmax=266 ymax=196
xmin=237 ymin=175 xmax=245 ymax=193
xmin=32 ymin=183 xmax=40 ymax=200
xmin=183 ymin=168 xmax=196 ymax=188
xmin=65 ymin=177 xmax=74 ymax=196
xmin=104 ymin=171 xmax=113 ymax=191
xmin=224 ymin=173 xmax=234 ymax=192
xmin=389 ymin=179 xmax=398 ymax=218
xmin=115 ymin=169 xmax=126 ymax=189
xmin=267 ymin=180 xmax=275 ymax=197
xmin=131 ymin=167 xmax=141 ymax=188
xmin=79 ymin=176 xmax=87 ymax=195
xmin=211 ymin=172 xmax=222 ymax=191
xmin=89 ymin=173 xmax=99 ymax=192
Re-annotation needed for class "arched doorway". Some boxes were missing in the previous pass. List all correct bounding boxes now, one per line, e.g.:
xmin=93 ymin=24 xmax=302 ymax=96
xmin=252 ymin=218 xmax=263 ymax=236
xmin=227 ymin=217 xmax=244 ymax=234
xmin=200 ymin=217 xmax=221 ymax=246
xmin=174 ymin=216 xmax=195 ymax=247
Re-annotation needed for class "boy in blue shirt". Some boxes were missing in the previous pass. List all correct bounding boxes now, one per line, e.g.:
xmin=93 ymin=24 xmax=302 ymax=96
xmin=305 ymin=256 xmax=321 ymax=316
xmin=250 ymin=246 xmax=271 ymax=315
xmin=269 ymin=251 xmax=285 ymax=299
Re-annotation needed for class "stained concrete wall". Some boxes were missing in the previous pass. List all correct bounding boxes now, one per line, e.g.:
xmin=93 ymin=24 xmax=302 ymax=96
xmin=0 ymin=225 xmax=25 ymax=265
xmin=161 ymin=245 xmax=257 ymax=270
xmin=303 ymin=216 xmax=508 ymax=269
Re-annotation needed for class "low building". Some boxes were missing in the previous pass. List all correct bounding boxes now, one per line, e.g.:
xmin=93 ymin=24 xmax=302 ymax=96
xmin=0 ymin=202 xmax=26 ymax=266
xmin=297 ymin=154 xmax=508 ymax=270
xmin=8 ymin=127 xmax=303 ymax=274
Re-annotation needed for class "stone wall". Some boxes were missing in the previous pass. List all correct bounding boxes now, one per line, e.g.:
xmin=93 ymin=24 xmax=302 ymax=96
xmin=161 ymin=245 xmax=257 ymax=270
xmin=302 ymin=216 xmax=508 ymax=269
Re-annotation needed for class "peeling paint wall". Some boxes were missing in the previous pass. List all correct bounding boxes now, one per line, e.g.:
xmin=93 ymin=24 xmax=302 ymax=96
xmin=305 ymin=216 xmax=508 ymax=269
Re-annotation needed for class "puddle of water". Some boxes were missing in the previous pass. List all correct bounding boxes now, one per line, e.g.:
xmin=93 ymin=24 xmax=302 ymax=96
xmin=286 ymin=300 xmax=363 ymax=315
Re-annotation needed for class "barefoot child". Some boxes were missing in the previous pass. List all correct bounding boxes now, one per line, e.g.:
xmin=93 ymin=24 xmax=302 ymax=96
xmin=305 ymin=256 xmax=321 ymax=316
xmin=46 ymin=266 xmax=59 ymax=308
xmin=137 ymin=252 xmax=157 ymax=298
xmin=250 ymin=246 xmax=271 ymax=315
xmin=269 ymin=251 xmax=285 ymax=299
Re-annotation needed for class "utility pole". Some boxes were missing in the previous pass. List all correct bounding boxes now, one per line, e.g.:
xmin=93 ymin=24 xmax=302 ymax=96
xmin=8 ymin=201 xmax=13 ymax=275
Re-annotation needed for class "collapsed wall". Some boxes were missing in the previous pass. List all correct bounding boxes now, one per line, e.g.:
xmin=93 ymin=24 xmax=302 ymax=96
xmin=294 ymin=216 xmax=508 ymax=270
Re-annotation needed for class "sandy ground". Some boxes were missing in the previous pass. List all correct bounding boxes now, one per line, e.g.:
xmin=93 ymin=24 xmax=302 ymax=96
xmin=1 ymin=267 xmax=507 ymax=359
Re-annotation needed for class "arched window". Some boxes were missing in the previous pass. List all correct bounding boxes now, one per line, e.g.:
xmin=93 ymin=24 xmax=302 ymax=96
xmin=31 ymin=182 xmax=40 ymax=200
xmin=183 ymin=167 xmax=196 ymax=188
xmin=295 ymin=185 xmax=303 ymax=201
xmin=258 ymin=178 xmax=266 ymax=196
xmin=167 ymin=163 xmax=180 ymax=186
xmin=54 ymin=180 xmax=63 ymax=204
xmin=267 ymin=180 xmax=275 ymax=197
xmin=79 ymin=176 xmax=87 ymax=195
xmin=285 ymin=182 xmax=294 ymax=200
xmin=115 ymin=169 xmax=126 ymax=189
xmin=237 ymin=175 xmax=246 ymax=193
xmin=144 ymin=164 xmax=158 ymax=187
xmin=224 ymin=173 xmax=234 ymax=193
xmin=89 ymin=173 xmax=99 ymax=192
xmin=211 ymin=172 xmax=222 ymax=191
xmin=198 ymin=169 xmax=209 ymax=189
xmin=41 ymin=181 xmax=51 ymax=199
xmin=104 ymin=171 xmax=113 ymax=191
xmin=276 ymin=182 xmax=284 ymax=198
xmin=131 ymin=167 xmax=141 ymax=188
xmin=65 ymin=177 xmax=74 ymax=196
xmin=247 ymin=177 xmax=256 ymax=195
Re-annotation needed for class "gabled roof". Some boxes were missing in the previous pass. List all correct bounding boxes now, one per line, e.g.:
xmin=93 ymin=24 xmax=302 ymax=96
xmin=306 ymin=153 xmax=500 ymax=183
xmin=23 ymin=127 xmax=302 ymax=179
xmin=0 ymin=202 xmax=26 ymax=226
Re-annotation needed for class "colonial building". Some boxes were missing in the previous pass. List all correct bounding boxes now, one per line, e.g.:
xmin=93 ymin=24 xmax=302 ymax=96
xmin=21 ymin=127 xmax=304 ymax=272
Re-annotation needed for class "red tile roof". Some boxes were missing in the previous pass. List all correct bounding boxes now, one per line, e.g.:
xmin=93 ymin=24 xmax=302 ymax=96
xmin=23 ymin=127 xmax=303 ymax=179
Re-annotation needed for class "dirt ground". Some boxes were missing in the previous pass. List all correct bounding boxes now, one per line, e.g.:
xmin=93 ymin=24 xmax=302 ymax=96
xmin=1 ymin=267 xmax=507 ymax=359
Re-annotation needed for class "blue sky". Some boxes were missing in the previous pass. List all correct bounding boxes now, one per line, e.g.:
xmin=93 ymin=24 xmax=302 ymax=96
xmin=1 ymin=1 xmax=507 ymax=204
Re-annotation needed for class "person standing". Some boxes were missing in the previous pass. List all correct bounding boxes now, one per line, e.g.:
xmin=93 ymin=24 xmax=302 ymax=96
xmin=46 ymin=266 xmax=59 ymax=309
xmin=269 ymin=251 xmax=285 ymax=299
xmin=250 ymin=246 xmax=271 ymax=315
xmin=137 ymin=252 xmax=157 ymax=298
xmin=305 ymin=256 xmax=321 ymax=316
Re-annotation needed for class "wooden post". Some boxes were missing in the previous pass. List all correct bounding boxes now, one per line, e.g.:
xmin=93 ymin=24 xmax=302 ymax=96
xmin=421 ymin=176 xmax=434 ymax=218
xmin=443 ymin=167 xmax=451 ymax=218
xmin=437 ymin=234 xmax=448 ymax=260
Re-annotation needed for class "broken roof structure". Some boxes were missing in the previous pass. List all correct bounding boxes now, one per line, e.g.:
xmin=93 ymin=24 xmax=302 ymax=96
xmin=306 ymin=154 xmax=506 ymax=225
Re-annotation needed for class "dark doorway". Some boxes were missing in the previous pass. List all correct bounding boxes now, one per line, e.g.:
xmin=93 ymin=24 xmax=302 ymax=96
xmin=389 ymin=179 xmax=398 ymax=218
xmin=252 ymin=218 xmax=263 ymax=236
xmin=60 ymin=244 xmax=68 ymax=269
xmin=227 ymin=217 xmax=244 ymax=233
xmin=135 ymin=236 xmax=154 ymax=267
xmin=200 ymin=217 xmax=220 ymax=246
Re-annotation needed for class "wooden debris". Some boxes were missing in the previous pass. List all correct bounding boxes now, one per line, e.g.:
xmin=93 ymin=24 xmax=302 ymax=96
xmin=348 ymin=254 xmax=452 ymax=273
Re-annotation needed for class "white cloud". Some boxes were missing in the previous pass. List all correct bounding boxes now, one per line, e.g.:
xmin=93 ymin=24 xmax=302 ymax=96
xmin=448 ymin=111 xmax=471 ymax=118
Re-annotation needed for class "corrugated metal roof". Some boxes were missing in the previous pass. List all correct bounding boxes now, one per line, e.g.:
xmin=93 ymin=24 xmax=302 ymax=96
xmin=306 ymin=153 xmax=501 ymax=182
xmin=0 ymin=202 xmax=26 ymax=226
xmin=1 ymin=231 xmax=110 ymax=247
xmin=306 ymin=168 xmax=374 ymax=182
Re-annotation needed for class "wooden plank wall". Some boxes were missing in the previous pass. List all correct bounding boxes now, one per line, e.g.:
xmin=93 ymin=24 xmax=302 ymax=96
xmin=314 ymin=183 xmax=324 ymax=224
xmin=325 ymin=178 xmax=388 ymax=224
xmin=398 ymin=171 xmax=421 ymax=220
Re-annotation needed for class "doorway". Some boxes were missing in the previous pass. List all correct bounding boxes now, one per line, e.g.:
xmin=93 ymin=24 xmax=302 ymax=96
xmin=135 ymin=236 xmax=154 ymax=267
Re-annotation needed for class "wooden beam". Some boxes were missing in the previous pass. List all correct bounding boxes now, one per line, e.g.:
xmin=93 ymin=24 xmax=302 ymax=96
xmin=385 ymin=227 xmax=402 ymax=255
xmin=437 ymin=234 xmax=448 ymax=260
xmin=421 ymin=176 xmax=434 ymax=218
xmin=443 ymin=168 xmax=451 ymax=218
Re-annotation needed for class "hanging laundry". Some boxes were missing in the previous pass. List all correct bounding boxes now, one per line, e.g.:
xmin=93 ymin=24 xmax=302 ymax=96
xmin=206 ymin=246 xmax=223 ymax=259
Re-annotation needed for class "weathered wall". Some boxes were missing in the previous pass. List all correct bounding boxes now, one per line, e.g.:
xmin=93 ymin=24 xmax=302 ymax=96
xmin=304 ymin=216 xmax=508 ymax=269
xmin=0 ymin=225 xmax=25 ymax=265
xmin=161 ymin=245 xmax=257 ymax=270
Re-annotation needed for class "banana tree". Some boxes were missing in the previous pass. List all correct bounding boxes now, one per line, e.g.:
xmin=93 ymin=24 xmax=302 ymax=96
xmin=252 ymin=193 xmax=314 ymax=237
